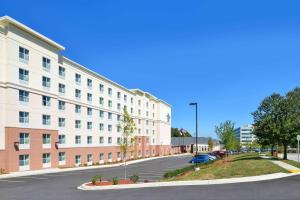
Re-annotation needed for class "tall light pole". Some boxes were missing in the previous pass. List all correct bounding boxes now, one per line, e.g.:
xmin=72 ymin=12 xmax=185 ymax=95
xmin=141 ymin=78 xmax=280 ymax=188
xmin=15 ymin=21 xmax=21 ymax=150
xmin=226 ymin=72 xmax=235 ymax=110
xmin=189 ymin=102 xmax=198 ymax=155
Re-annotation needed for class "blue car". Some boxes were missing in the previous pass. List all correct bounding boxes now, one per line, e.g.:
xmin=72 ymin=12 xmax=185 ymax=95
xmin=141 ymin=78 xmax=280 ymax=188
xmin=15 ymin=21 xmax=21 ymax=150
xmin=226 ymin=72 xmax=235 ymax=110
xmin=189 ymin=154 xmax=210 ymax=164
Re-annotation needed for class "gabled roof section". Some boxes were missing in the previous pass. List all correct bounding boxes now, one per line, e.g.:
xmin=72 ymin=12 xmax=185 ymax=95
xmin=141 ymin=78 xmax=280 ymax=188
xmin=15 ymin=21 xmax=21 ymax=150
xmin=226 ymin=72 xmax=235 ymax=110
xmin=0 ymin=15 xmax=65 ymax=51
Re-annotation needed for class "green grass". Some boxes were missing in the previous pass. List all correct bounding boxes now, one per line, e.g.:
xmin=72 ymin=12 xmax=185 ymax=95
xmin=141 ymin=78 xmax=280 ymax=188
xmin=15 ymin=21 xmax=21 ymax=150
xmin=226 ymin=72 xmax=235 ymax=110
xmin=163 ymin=153 xmax=287 ymax=181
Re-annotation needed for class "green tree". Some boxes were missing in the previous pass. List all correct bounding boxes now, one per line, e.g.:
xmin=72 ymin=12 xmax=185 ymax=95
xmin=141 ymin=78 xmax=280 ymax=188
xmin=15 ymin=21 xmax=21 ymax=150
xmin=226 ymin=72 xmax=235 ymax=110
xmin=252 ymin=88 xmax=300 ymax=159
xmin=118 ymin=108 xmax=136 ymax=179
xmin=207 ymin=137 xmax=214 ymax=151
xmin=171 ymin=128 xmax=192 ymax=137
xmin=252 ymin=93 xmax=283 ymax=156
xmin=215 ymin=120 xmax=239 ymax=151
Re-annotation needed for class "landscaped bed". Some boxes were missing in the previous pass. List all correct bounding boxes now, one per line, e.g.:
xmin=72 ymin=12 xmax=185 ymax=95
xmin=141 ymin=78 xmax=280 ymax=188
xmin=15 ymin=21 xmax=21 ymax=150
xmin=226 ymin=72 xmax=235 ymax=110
xmin=163 ymin=153 xmax=287 ymax=181
xmin=85 ymin=174 xmax=139 ymax=187
xmin=86 ymin=179 xmax=134 ymax=186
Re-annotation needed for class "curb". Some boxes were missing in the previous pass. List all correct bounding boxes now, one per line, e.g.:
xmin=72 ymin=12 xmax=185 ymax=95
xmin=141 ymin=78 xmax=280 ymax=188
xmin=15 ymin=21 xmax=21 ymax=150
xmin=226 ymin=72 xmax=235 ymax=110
xmin=0 ymin=153 xmax=191 ymax=179
xmin=77 ymin=172 xmax=298 ymax=191
xmin=288 ymin=169 xmax=300 ymax=173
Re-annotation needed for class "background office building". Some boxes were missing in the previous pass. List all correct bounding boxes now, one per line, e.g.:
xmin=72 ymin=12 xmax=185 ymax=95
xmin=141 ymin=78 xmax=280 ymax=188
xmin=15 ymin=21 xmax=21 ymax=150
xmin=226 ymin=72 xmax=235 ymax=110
xmin=234 ymin=124 xmax=256 ymax=148
xmin=0 ymin=16 xmax=172 ymax=173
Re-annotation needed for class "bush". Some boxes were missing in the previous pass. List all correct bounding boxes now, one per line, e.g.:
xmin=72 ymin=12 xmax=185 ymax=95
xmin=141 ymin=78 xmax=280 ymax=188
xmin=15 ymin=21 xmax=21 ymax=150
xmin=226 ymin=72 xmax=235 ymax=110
xmin=129 ymin=174 xmax=139 ymax=183
xmin=91 ymin=175 xmax=102 ymax=185
xmin=112 ymin=177 xmax=118 ymax=185
xmin=163 ymin=161 xmax=214 ymax=179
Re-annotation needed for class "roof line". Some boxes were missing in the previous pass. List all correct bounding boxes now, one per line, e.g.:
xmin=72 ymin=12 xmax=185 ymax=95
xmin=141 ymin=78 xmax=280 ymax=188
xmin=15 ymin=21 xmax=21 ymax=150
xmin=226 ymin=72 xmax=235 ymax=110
xmin=0 ymin=15 xmax=65 ymax=51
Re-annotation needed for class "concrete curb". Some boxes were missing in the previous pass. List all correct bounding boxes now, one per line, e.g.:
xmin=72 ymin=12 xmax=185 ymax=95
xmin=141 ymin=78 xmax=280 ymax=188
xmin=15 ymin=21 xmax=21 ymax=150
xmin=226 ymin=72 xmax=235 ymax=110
xmin=0 ymin=153 xmax=190 ymax=179
xmin=78 ymin=172 xmax=298 ymax=191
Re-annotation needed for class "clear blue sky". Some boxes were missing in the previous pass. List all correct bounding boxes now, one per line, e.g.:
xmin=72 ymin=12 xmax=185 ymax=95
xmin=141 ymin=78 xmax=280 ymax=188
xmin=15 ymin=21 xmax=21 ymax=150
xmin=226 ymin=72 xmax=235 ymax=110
xmin=2 ymin=0 xmax=300 ymax=138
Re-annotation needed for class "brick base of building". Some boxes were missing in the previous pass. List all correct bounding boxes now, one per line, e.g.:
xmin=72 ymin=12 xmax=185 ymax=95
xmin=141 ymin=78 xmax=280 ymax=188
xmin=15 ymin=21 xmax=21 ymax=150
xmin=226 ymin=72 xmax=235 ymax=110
xmin=0 ymin=127 xmax=173 ymax=173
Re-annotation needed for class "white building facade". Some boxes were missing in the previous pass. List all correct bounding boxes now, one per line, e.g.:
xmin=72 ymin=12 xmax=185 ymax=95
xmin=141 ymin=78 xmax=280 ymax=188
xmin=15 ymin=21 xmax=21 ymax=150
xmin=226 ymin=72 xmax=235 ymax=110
xmin=0 ymin=16 xmax=172 ymax=173
xmin=234 ymin=124 xmax=256 ymax=148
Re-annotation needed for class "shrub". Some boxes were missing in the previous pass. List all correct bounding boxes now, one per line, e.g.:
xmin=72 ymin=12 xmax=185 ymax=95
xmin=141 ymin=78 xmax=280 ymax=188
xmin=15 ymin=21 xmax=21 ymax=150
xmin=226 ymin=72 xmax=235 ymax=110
xmin=112 ymin=177 xmax=118 ymax=185
xmin=91 ymin=175 xmax=102 ymax=185
xmin=129 ymin=174 xmax=139 ymax=183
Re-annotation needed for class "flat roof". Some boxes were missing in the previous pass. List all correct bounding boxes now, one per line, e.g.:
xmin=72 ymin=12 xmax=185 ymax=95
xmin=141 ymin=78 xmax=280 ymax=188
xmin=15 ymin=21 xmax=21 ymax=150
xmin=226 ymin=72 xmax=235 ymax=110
xmin=0 ymin=15 xmax=65 ymax=51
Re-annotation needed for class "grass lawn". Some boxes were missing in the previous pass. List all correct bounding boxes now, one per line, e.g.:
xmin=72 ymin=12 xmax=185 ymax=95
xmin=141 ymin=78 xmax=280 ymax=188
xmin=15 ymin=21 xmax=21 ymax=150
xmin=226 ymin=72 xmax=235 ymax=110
xmin=163 ymin=153 xmax=287 ymax=181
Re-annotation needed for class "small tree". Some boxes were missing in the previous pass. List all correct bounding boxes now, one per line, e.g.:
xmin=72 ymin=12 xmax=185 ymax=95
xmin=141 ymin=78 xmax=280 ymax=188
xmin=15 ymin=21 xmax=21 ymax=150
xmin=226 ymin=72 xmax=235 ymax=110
xmin=207 ymin=137 xmax=214 ymax=151
xmin=215 ymin=120 xmax=238 ymax=151
xmin=118 ymin=108 xmax=136 ymax=179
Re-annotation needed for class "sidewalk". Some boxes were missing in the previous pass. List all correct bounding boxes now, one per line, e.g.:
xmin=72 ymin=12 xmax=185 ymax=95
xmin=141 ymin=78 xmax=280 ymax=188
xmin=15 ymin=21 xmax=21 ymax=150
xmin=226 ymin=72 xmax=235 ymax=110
xmin=271 ymin=161 xmax=300 ymax=173
xmin=0 ymin=153 xmax=190 ymax=179
xmin=260 ymin=154 xmax=300 ymax=173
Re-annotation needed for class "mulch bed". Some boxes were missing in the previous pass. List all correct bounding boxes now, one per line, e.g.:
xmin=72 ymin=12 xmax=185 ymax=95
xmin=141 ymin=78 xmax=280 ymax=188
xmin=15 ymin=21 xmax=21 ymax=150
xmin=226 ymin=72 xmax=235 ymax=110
xmin=86 ymin=179 xmax=134 ymax=186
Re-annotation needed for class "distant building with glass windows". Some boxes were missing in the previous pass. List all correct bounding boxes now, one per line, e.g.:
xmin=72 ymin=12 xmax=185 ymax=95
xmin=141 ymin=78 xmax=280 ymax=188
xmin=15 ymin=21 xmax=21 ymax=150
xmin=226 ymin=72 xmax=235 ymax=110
xmin=234 ymin=124 xmax=256 ymax=148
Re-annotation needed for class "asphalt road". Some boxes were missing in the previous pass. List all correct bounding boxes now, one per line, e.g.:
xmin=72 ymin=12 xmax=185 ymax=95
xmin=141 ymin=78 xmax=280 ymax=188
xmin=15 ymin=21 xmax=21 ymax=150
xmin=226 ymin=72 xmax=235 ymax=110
xmin=1 ymin=154 xmax=300 ymax=200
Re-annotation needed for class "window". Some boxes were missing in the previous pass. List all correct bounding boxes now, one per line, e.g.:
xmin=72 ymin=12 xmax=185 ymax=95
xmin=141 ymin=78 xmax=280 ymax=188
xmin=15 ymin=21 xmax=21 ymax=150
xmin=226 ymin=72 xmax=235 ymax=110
xmin=87 ymin=136 xmax=92 ymax=144
xmin=146 ymin=102 xmax=149 ymax=108
xmin=131 ymin=97 xmax=133 ymax=104
xmin=87 ymin=79 xmax=92 ymax=88
xmin=19 ymin=111 xmax=29 ymax=123
xmin=19 ymin=154 xmax=29 ymax=167
xmin=58 ymin=83 xmax=65 ymax=94
xmin=42 ymin=153 xmax=51 ymax=164
xmin=58 ymin=135 xmax=66 ymax=144
xmin=117 ymin=126 xmax=121 ymax=133
xmin=124 ymin=105 xmax=127 ymax=111
xmin=42 ymin=76 xmax=51 ymax=88
xmin=99 ymin=123 xmax=104 ymax=131
xmin=99 ymin=84 xmax=104 ymax=93
xmin=99 ymin=110 xmax=104 ymax=118
xmin=99 ymin=97 xmax=104 ymax=106
xmin=75 ymin=120 xmax=81 ymax=129
xmin=146 ymin=120 xmax=149 ymax=126
xmin=87 ymin=122 xmax=92 ymax=130
xmin=75 ymin=135 xmax=81 ymax=144
xmin=75 ymin=105 xmax=81 ymax=113
xmin=59 ymin=152 xmax=66 ymax=162
xmin=19 ymin=90 xmax=29 ymax=102
xmin=99 ymin=136 xmax=104 ymax=144
xmin=108 ymin=152 xmax=112 ymax=159
xmin=117 ymin=92 xmax=121 ymax=99
xmin=99 ymin=153 xmax=104 ymax=160
xmin=117 ymin=137 xmax=121 ymax=144
xmin=152 ymin=138 xmax=155 ymax=144
xmin=19 ymin=68 xmax=29 ymax=82
xmin=117 ymin=103 xmax=121 ymax=110
xmin=58 ymin=66 xmax=65 ymax=78
xmin=108 ymin=137 xmax=112 ymax=144
xmin=138 ymin=109 xmax=141 ymax=115
xmin=124 ymin=95 xmax=127 ymax=102
xmin=75 ymin=89 xmax=81 ymax=99
xmin=138 ymin=100 xmax=141 ymax=106
xmin=131 ymin=108 xmax=133 ymax=114
xmin=87 ymin=154 xmax=92 ymax=163
xmin=138 ymin=119 xmax=141 ymax=124
xmin=42 ymin=134 xmax=51 ymax=144
xmin=42 ymin=96 xmax=51 ymax=107
xmin=108 ymin=100 xmax=112 ymax=108
xmin=108 ymin=88 xmax=112 ymax=96
xmin=87 ymin=93 xmax=92 ymax=102
xmin=19 ymin=133 xmax=29 ymax=145
xmin=146 ymin=111 xmax=149 ymax=116
xmin=108 ymin=125 xmax=112 ymax=132
xmin=58 ymin=118 xmax=65 ymax=127
xmin=153 ymin=104 xmax=155 ymax=109
xmin=19 ymin=46 xmax=29 ymax=62
xmin=75 ymin=73 xmax=81 ymax=84
xmin=117 ymin=115 xmax=121 ymax=121
xmin=138 ymin=128 xmax=141 ymax=134
xmin=58 ymin=101 xmax=65 ymax=110
xmin=42 ymin=57 xmax=51 ymax=71
xmin=146 ymin=129 xmax=149 ymax=134
xmin=75 ymin=155 xmax=81 ymax=165
xmin=108 ymin=112 xmax=112 ymax=120
xmin=87 ymin=107 xmax=92 ymax=116
xmin=117 ymin=152 xmax=121 ymax=159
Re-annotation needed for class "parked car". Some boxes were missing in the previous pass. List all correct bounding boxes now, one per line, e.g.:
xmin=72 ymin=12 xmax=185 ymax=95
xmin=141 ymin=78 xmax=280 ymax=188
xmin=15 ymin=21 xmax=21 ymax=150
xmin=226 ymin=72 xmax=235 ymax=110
xmin=189 ymin=154 xmax=210 ymax=164
xmin=207 ymin=154 xmax=217 ymax=160
xmin=212 ymin=151 xmax=226 ymax=158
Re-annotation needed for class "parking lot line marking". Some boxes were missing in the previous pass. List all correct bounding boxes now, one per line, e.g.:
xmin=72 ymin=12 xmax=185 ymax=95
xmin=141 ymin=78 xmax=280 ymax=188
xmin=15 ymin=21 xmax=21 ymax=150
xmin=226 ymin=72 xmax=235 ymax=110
xmin=0 ymin=180 xmax=25 ymax=183
xmin=16 ymin=177 xmax=48 ymax=180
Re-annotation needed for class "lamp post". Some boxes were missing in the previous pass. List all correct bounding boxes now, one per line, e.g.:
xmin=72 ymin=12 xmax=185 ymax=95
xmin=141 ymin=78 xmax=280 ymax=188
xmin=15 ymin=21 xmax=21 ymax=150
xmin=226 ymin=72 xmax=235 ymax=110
xmin=189 ymin=102 xmax=198 ymax=155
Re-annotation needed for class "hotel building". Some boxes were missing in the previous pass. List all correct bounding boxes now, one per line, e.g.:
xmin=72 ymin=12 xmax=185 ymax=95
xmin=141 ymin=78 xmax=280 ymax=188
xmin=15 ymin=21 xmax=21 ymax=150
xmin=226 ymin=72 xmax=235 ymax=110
xmin=0 ymin=16 xmax=172 ymax=173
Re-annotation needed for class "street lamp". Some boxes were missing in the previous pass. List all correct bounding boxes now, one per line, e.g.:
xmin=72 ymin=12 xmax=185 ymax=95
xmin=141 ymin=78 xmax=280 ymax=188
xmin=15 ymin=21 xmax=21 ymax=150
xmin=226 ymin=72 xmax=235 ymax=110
xmin=189 ymin=102 xmax=198 ymax=155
